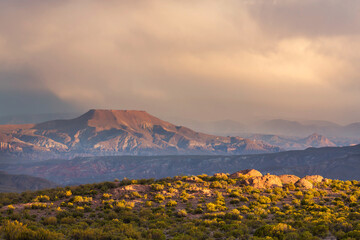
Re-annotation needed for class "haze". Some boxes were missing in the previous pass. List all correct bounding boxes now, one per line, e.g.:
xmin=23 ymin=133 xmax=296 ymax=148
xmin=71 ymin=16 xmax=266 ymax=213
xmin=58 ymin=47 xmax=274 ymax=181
xmin=1 ymin=0 xmax=360 ymax=124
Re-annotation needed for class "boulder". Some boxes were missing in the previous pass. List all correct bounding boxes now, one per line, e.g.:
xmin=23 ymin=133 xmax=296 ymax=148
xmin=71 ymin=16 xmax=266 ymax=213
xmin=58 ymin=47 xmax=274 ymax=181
xmin=230 ymin=169 xmax=263 ymax=179
xmin=279 ymin=175 xmax=300 ymax=185
xmin=303 ymin=175 xmax=323 ymax=183
xmin=244 ymin=174 xmax=283 ymax=189
xmin=185 ymin=176 xmax=202 ymax=182
xmin=322 ymin=178 xmax=331 ymax=184
xmin=295 ymin=178 xmax=313 ymax=189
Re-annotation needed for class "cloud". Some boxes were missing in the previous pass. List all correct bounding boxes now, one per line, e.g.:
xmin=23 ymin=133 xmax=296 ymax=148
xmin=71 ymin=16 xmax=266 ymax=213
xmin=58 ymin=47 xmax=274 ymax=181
xmin=0 ymin=69 xmax=79 ymax=116
xmin=247 ymin=0 xmax=360 ymax=37
xmin=0 ymin=0 xmax=359 ymax=123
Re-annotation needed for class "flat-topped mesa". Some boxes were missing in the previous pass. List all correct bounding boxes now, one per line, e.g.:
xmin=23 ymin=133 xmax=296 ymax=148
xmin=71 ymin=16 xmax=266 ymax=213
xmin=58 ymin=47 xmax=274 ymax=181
xmin=35 ymin=109 xmax=172 ymax=132
xmin=83 ymin=109 xmax=169 ymax=130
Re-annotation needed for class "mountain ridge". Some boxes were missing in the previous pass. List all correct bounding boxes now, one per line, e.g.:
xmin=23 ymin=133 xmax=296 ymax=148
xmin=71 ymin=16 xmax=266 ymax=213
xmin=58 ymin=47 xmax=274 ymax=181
xmin=0 ymin=109 xmax=281 ymax=158
xmin=2 ymin=144 xmax=359 ymax=185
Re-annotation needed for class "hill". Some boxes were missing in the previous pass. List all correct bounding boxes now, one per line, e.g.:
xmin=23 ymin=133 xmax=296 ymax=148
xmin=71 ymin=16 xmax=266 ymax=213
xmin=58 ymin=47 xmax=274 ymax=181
xmin=0 ymin=109 xmax=280 ymax=159
xmin=0 ymin=170 xmax=358 ymax=239
xmin=0 ymin=171 xmax=56 ymax=192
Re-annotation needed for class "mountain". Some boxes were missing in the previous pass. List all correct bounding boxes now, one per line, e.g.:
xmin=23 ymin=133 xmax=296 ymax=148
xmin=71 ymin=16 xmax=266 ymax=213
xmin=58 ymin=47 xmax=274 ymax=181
xmin=2 ymin=144 xmax=360 ymax=185
xmin=300 ymin=133 xmax=336 ymax=148
xmin=255 ymin=119 xmax=360 ymax=138
xmin=0 ymin=109 xmax=280 ymax=159
xmin=245 ymin=133 xmax=337 ymax=150
xmin=0 ymin=171 xmax=56 ymax=192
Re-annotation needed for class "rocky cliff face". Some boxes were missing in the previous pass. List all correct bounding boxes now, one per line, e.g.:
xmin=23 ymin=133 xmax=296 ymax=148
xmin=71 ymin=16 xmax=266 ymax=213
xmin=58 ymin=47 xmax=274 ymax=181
xmin=0 ymin=109 xmax=281 ymax=159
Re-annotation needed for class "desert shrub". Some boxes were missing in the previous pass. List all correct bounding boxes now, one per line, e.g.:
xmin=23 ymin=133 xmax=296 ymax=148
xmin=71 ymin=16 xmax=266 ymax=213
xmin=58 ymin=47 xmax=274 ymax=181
xmin=115 ymin=200 xmax=134 ymax=210
xmin=43 ymin=216 xmax=57 ymax=225
xmin=71 ymin=228 xmax=102 ymax=240
xmin=311 ymin=224 xmax=329 ymax=237
xmin=254 ymin=223 xmax=294 ymax=239
xmin=239 ymin=196 xmax=249 ymax=202
xmin=151 ymin=184 xmax=165 ymax=191
xmin=210 ymin=181 xmax=223 ymax=189
xmin=0 ymin=220 xmax=62 ymax=240
xmin=65 ymin=190 xmax=72 ymax=197
xmin=154 ymin=194 xmax=165 ymax=203
xmin=72 ymin=196 xmax=92 ymax=203
xmin=180 ymin=190 xmax=191 ymax=202
xmin=166 ymin=200 xmax=178 ymax=207
xmin=229 ymin=190 xmax=242 ymax=197
xmin=258 ymin=196 xmax=271 ymax=204
xmin=230 ymin=199 xmax=240 ymax=204
xmin=142 ymin=229 xmax=166 ymax=240
xmin=30 ymin=203 xmax=47 ymax=209
xmin=102 ymin=193 xmax=112 ymax=199
xmin=60 ymin=217 xmax=76 ymax=224
xmin=33 ymin=195 xmax=50 ymax=202
xmin=225 ymin=209 xmax=243 ymax=220
xmin=145 ymin=201 xmax=153 ymax=207
xmin=176 ymin=209 xmax=188 ymax=217
xmin=131 ymin=191 xmax=142 ymax=198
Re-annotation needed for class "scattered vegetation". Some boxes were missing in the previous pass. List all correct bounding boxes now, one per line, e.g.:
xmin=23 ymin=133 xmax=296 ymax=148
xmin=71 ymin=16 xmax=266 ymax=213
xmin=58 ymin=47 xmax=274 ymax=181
xmin=0 ymin=174 xmax=360 ymax=239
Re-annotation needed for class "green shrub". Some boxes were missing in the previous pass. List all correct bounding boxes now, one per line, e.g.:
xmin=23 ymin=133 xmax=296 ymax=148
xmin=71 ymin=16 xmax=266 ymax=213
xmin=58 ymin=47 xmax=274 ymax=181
xmin=166 ymin=200 xmax=178 ymax=207
xmin=43 ymin=216 xmax=57 ymax=225
xmin=151 ymin=184 xmax=165 ymax=191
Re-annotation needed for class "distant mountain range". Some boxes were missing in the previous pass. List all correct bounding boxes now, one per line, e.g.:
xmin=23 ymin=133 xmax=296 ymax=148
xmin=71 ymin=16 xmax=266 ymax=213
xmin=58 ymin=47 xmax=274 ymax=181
xmin=245 ymin=133 xmax=340 ymax=150
xmin=2 ymin=144 xmax=359 ymax=185
xmin=255 ymin=119 xmax=360 ymax=138
xmin=0 ymin=109 xmax=281 ymax=159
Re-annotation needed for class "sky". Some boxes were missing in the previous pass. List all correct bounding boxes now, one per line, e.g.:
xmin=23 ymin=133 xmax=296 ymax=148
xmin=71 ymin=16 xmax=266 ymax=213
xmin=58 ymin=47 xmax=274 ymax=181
xmin=0 ymin=0 xmax=360 ymax=124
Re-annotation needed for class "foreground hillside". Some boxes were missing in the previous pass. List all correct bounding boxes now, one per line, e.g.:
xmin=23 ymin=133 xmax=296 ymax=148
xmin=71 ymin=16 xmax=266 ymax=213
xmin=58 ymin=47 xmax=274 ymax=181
xmin=0 ymin=170 xmax=359 ymax=239
xmin=3 ymin=144 xmax=360 ymax=185
xmin=0 ymin=109 xmax=280 ymax=159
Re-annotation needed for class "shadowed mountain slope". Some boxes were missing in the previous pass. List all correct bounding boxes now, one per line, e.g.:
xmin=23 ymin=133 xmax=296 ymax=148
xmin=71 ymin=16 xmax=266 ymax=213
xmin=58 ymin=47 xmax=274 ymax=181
xmin=2 ymin=144 xmax=359 ymax=185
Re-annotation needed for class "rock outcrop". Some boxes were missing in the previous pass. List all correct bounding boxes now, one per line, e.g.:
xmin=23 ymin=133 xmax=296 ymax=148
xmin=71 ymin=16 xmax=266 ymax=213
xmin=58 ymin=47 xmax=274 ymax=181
xmin=303 ymin=175 xmax=324 ymax=183
xmin=279 ymin=175 xmax=300 ymax=185
xmin=229 ymin=169 xmax=262 ymax=179
xmin=295 ymin=178 xmax=313 ymax=189
xmin=185 ymin=176 xmax=202 ymax=182
xmin=244 ymin=174 xmax=283 ymax=189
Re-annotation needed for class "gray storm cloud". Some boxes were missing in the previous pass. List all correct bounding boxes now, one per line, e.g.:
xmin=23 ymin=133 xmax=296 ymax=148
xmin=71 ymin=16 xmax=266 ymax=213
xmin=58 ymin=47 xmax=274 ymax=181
xmin=0 ymin=0 xmax=359 ymax=123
